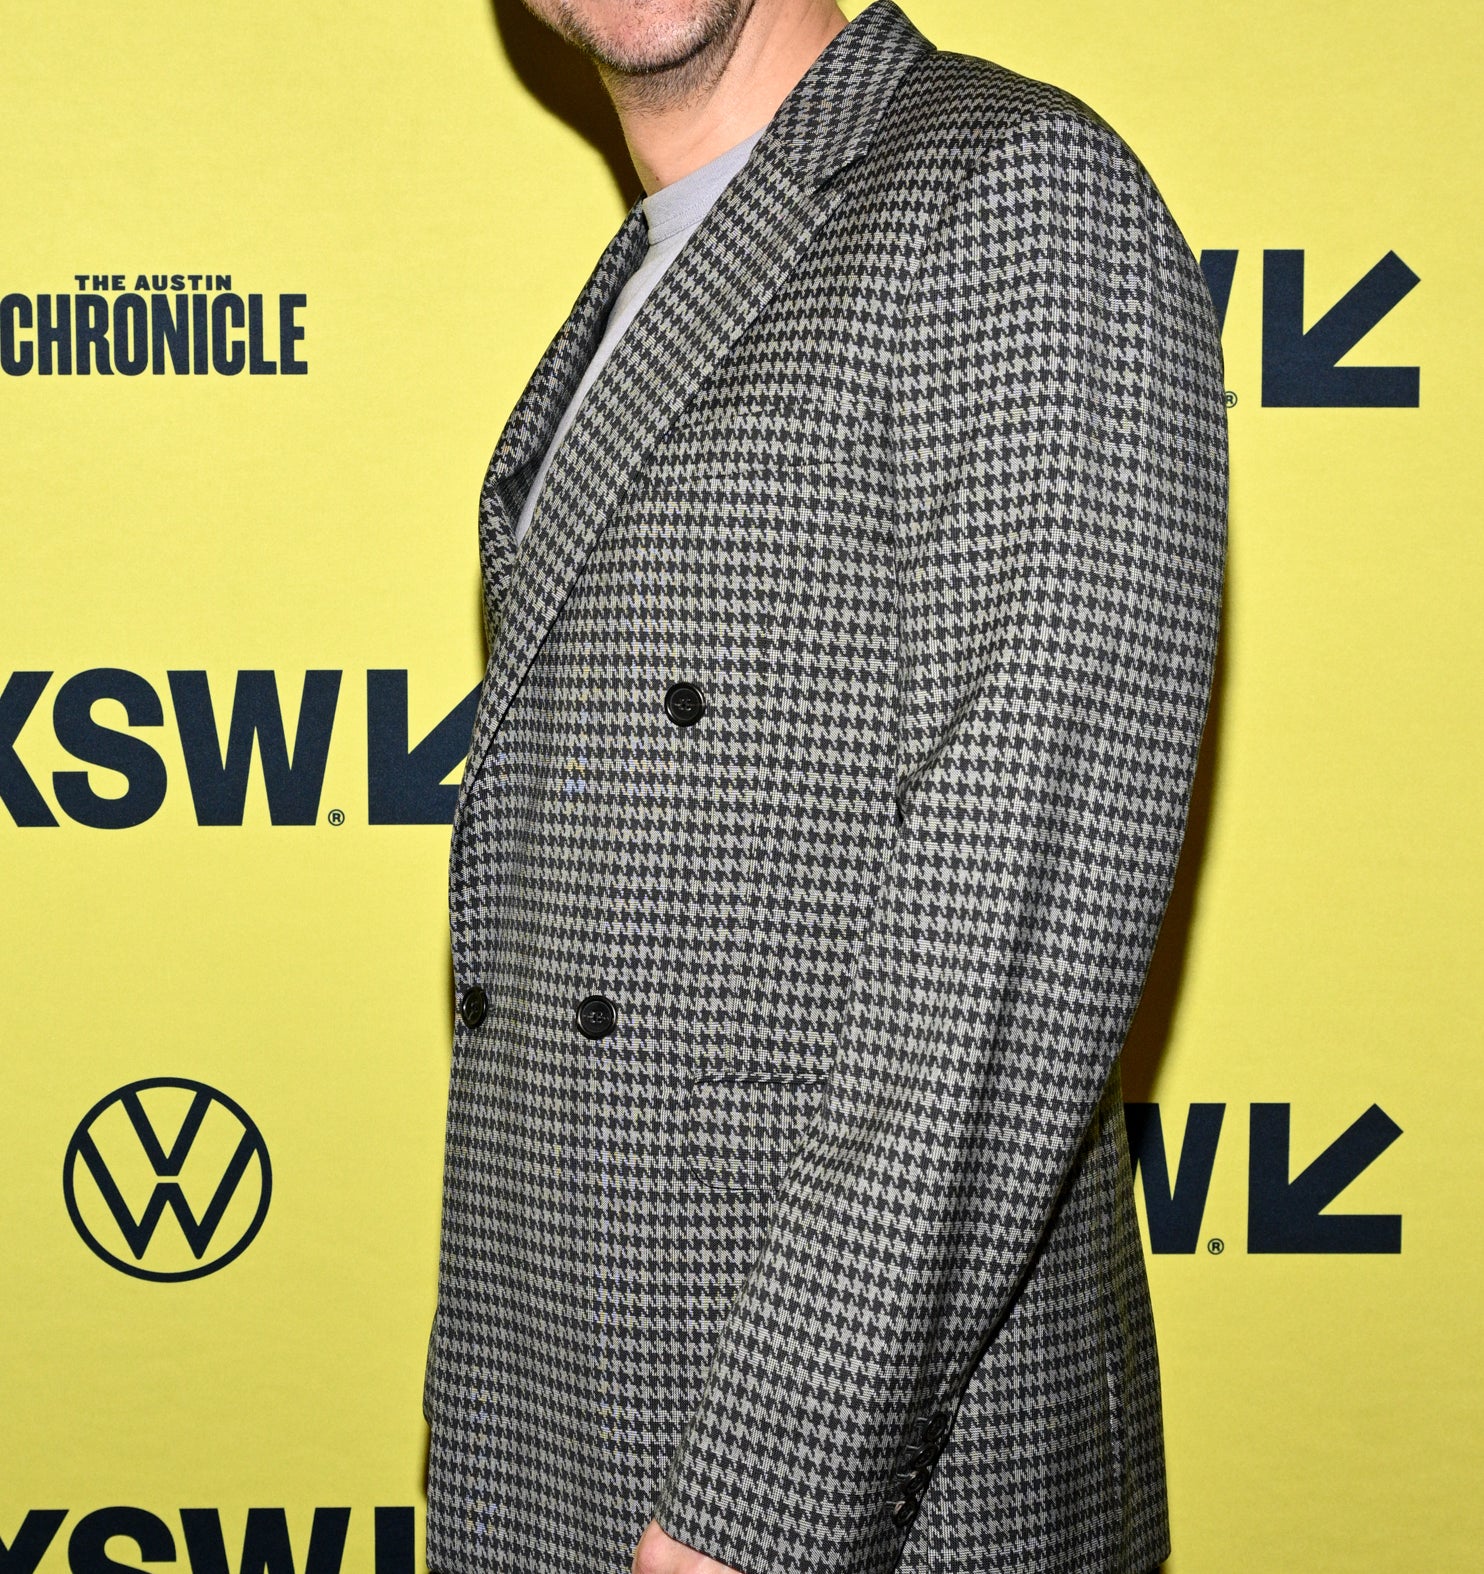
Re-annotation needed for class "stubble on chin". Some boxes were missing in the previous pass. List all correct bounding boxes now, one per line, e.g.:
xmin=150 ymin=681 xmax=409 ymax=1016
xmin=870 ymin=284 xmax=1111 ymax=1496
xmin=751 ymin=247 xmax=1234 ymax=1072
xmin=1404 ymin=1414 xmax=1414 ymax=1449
xmin=541 ymin=0 xmax=750 ymax=111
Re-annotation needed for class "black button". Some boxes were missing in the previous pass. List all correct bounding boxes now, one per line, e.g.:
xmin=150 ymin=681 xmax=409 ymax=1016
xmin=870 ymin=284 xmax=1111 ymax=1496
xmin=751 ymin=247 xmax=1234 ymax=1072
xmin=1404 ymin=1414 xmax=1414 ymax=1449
xmin=458 ymin=986 xmax=487 ymax=1029
xmin=891 ymin=1497 xmax=920 ymax=1530
xmin=893 ymin=1465 xmax=932 ymax=1495
xmin=576 ymin=994 xmax=617 ymax=1039
xmin=663 ymin=681 xmax=706 ymax=727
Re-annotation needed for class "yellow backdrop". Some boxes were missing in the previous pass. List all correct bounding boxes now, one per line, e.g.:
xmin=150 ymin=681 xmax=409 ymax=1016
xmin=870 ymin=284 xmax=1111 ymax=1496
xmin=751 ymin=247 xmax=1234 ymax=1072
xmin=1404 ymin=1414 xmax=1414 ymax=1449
xmin=2 ymin=2 xmax=1478 ymax=1570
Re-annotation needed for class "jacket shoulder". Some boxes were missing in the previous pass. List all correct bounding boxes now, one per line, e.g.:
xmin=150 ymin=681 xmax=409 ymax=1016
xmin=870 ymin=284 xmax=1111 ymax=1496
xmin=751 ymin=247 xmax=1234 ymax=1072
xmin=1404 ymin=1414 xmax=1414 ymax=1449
xmin=874 ymin=48 xmax=1156 ymax=192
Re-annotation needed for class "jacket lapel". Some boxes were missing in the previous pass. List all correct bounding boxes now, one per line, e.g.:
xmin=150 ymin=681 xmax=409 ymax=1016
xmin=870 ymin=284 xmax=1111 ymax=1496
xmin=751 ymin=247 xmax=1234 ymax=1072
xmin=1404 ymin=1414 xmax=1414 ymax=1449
xmin=475 ymin=203 xmax=649 ymax=639
xmin=465 ymin=0 xmax=933 ymax=781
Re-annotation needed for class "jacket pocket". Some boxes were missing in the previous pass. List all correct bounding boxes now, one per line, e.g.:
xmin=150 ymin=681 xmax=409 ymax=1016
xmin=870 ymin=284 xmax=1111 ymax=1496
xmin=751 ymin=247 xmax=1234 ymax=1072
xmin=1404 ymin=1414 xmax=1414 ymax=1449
xmin=684 ymin=1071 xmax=826 ymax=1194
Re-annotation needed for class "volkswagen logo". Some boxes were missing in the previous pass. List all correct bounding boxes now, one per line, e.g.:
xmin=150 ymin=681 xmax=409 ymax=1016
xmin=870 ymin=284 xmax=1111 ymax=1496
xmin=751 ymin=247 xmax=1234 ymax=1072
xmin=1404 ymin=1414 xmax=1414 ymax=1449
xmin=63 ymin=1078 xmax=271 ymax=1281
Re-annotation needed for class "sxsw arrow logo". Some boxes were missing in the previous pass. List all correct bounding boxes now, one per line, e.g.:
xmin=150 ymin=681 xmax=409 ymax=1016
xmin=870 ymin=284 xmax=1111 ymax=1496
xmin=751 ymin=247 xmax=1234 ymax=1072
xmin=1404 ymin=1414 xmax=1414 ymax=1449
xmin=365 ymin=670 xmax=479 ymax=825
xmin=1126 ymin=1101 xmax=1403 ymax=1254
xmin=1198 ymin=248 xmax=1420 ymax=407
xmin=1247 ymin=1103 xmax=1403 ymax=1252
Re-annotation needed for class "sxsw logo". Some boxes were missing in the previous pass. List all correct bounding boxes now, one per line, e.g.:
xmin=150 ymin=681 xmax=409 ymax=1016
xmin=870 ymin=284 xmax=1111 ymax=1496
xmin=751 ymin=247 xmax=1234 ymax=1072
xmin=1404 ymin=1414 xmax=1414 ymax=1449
xmin=1128 ymin=1101 xmax=1403 ymax=1254
xmin=0 ymin=669 xmax=478 ymax=828
xmin=0 ymin=1508 xmax=413 ymax=1574
xmin=63 ymin=1080 xmax=271 ymax=1281
xmin=1199 ymin=249 xmax=1420 ymax=407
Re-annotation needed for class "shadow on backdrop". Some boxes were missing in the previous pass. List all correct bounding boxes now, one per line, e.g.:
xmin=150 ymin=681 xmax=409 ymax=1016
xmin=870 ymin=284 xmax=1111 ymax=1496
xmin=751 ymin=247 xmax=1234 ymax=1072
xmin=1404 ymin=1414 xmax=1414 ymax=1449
xmin=487 ymin=0 xmax=644 ymax=208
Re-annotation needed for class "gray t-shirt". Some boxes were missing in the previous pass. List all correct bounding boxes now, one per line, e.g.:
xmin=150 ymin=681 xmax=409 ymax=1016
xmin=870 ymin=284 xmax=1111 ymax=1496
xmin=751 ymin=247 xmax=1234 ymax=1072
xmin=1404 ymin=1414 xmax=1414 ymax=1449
xmin=513 ymin=127 xmax=765 ymax=548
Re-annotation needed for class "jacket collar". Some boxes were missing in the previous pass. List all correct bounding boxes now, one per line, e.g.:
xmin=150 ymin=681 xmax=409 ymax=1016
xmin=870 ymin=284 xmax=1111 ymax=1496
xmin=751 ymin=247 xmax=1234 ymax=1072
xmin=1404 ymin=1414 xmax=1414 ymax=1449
xmin=769 ymin=0 xmax=934 ymax=188
xmin=465 ymin=0 xmax=932 ymax=781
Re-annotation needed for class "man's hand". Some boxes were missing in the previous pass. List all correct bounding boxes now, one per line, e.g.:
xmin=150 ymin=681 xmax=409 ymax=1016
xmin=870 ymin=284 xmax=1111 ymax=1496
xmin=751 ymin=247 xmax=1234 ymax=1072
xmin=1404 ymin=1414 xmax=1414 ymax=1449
xmin=631 ymin=1518 xmax=744 ymax=1574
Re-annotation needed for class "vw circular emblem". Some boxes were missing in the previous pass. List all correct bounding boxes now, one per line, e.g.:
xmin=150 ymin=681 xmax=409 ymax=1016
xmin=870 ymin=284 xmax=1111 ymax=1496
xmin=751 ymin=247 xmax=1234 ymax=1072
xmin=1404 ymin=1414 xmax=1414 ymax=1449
xmin=63 ymin=1078 xmax=272 ymax=1282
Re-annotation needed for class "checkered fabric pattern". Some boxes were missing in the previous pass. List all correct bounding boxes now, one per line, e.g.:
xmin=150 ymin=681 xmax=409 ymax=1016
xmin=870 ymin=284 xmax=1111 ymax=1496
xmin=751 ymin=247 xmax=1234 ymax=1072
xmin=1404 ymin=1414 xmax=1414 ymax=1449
xmin=425 ymin=3 xmax=1228 ymax=1572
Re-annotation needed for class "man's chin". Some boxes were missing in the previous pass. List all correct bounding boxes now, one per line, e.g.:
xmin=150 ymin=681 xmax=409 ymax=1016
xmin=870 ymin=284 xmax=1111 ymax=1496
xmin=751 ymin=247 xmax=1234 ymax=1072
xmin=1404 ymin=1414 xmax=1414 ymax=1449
xmin=546 ymin=0 xmax=745 ymax=82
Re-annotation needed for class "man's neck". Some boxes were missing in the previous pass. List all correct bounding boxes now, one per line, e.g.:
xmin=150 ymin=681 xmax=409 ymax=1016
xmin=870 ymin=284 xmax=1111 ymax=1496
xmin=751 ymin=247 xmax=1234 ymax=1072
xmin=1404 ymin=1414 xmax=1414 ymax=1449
xmin=603 ymin=1 xmax=849 ymax=194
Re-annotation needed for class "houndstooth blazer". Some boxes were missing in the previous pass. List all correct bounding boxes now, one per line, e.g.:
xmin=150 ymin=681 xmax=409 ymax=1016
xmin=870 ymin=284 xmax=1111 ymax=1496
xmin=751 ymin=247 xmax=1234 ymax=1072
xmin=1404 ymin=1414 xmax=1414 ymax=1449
xmin=424 ymin=3 xmax=1227 ymax=1572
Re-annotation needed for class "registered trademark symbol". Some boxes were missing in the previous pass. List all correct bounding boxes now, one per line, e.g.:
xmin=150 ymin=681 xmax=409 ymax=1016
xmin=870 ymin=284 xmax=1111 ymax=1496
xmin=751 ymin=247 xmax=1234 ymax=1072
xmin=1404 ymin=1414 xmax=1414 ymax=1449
xmin=327 ymin=809 xmax=345 ymax=826
xmin=1224 ymin=389 xmax=1238 ymax=409
xmin=1207 ymin=1237 xmax=1225 ymax=1256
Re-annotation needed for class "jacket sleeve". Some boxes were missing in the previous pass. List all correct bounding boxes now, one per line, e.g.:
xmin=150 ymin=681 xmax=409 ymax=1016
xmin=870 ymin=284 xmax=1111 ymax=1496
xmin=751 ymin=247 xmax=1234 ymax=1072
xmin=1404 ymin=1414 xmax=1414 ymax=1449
xmin=650 ymin=108 xmax=1228 ymax=1574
